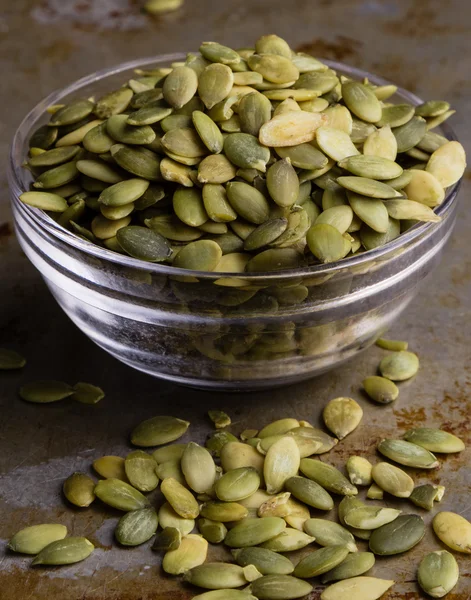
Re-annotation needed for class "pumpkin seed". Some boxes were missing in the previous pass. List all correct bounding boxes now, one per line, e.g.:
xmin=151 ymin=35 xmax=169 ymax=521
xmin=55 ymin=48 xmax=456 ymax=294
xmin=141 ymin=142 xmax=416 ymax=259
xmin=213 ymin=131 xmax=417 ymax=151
xmin=95 ymin=88 xmax=133 ymax=119
xmin=161 ymin=114 xmax=193 ymax=132
xmin=366 ymin=484 xmax=384 ymax=500
xmin=275 ymin=144 xmax=327 ymax=170
xmin=432 ymin=512 xmax=471 ymax=553
xmin=300 ymin=459 xmax=358 ymax=496
xmin=426 ymin=141 xmax=466 ymax=187
xmin=152 ymin=444 xmax=186 ymax=463
xmin=226 ymin=181 xmax=270 ymax=224
xmin=403 ymin=428 xmax=464 ymax=453
xmin=322 ymin=552 xmax=375 ymax=583
xmin=377 ymin=439 xmax=439 ymax=469
xmin=9 ymin=524 xmax=68 ymax=555
xmin=321 ymin=576 xmax=394 ymax=600
xmin=244 ymin=218 xmax=288 ymax=250
xmin=116 ymin=226 xmax=172 ymax=261
xmin=98 ymin=179 xmax=149 ymax=207
xmin=173 ymin=187 xmax=207 ymax=227
xmin=206 ymin=430 xmax=239 ymax=455
xmin=260 ymin=528 xmax=315 ymax=552
xmin=215 ymin=467 xmax=261 ymax=502
xmin=19 ymin=380 xmax=73 ymax=403
xmin=63 ymin=472 xmax=96 ymax=507
xmin=77 ymin=159 xmax=123 ymax=184
xmin=206 ymin=409 xmax=231 ymax=429
xmin=198 ymin=154 xmax=236 ymax=184
xmin=161 ymin=477 xmax=200 ymax=518
xmin=346 ymin=456 xmax=373 ymax=486
xmin=385 ymin=199 xmax=441 ymax=222
xmin=340 ymin=155 xmax=402 ymax=180
xmin=199 ymin=63 xmax=234 ymax=109
xmin=264 ymin=436 xmax=300 ymax=495
xmin=49 ymin=99 xmax=94 ymax=126
xmin=162 ymin=66 xmax=198 ymax=109
xmin=249 ymin=575 xmax=313 ymax=600
xmin=220 ymin=442 xmax=265 ymax=476
xmin=376 ymin=338 xmax=408 ymax=351
xmin=112 ymin=145 xmax=162 ymax=181
xmin=284 ymin=497 xmax=310 ymax=531
xmin=29 ymin=124 xmax=59 ymax=149
xmin=131 ymin=415 xmax=190 ymax=447
xmin=316 ymin=126 xmax=360 ymax=162
xmin=307 ymin=223 xmax=351 ymax=263
xmin=255 ymin=34 xmax=292 ymax=58
xmin=202 ymin=183 xmax=238 ymax=222
xmin=93 ymin=455 xmax=127 ymax=480
xmin=201 ymin=501 xmax=248 ymax=523
xmin=238 ymin=92 xmax=272 ymax=137
xmin=379 ymin=350 xmax=419 ymax=380
xmin=266 ymin=158 xmax=300 ymax=208
xmin=152 ymin=526 xmax=182 ymax=551
xmin=34 ymin=160 xmax=80 ymax=189
xmin=124 ymin=450 xmax=159 ymax=492
xmin=294 ymin=545 xmax=350 ymax=578
xmin=233 ymin=547 xmax=294 ymax=575
xmin=224 ymin=133 xmax=270 ymax=172
xmin=197 ymin=518 xmax=227 ymax=543
xmin=417 ymin=131 xmax=448 ymax=153
xmin=377 ymin=104 xmax=414 ymax=128
xmin=418 ymin=550 xmax=459 ymax=598
xmin=409 ymin=484 xmax=442 ymax=510
xmin=146 ymin=214 xmax=203 ymax=241
xmin=225 ymin=517 xmax=286 ymax=548
xmin=106 ymin=114 xmax=156 ymax=145
xmin=350 ymin=119 xmax=377 ymax=144
xmin=258 ymin=418 xmax=299 ymax=438
xmin=259 ymin=111 xmax=325 ymax=147
xmin=342 ymin=81 xmax=382 ymax=123
xmin=115 ymin=507 xmax=158 ymax=546
xmin=323 ymin=397 xmax=363 ymax=440
xmin=338 ymin=176 xmax=400 ymax=199
xmin=363 ymin=375 xmax=399 ymax=403
xmin=369 ymin=514 xmax=425 ymax=555
xmin=191 ymin=592 xmax=257 ymax=600
xmin=32 ymin=537 xmax=94 ymax=566
xmin=322 ymin=105 xmax=353 ymax=133
xmin=163 ymin=533 xmax=208 ymax=575
xmin=95 ymin=477 xmax=150 ymax=510
xmin=29 ymin=145 xmax=81 ymax=168
xmin=200 ymin=41 xmax=242 ymax=65
xmin=343 ymin=504 xmax=401 ymax=530
xmin=371 ymin=462 xmax=414 ymax=498
xmin=303 ymin=519 xmax=357 ymax=552
xmin=184 ymin=562 xmax=249 ymax=589
xmin=180 ymin=442 xmax=217 ymax=494
xmin=247 ymin=54 xmax=298 ymax=84
xmin=19 ymin=191 xmax=68 ymax=212
xmin=258 ymin=492 xmax=291 ymax=518
xmin=393 ymin=116 xmax=427 ymax=152
xmin=426 ymin=109 xmax=456 ymax=130
xmin=159 ymin=502 xmax=195 ymax=534
xmin=363 ymin=125 xmax=397 ymax=160
xmin=174 ymin=239 xmax=222 ymax=270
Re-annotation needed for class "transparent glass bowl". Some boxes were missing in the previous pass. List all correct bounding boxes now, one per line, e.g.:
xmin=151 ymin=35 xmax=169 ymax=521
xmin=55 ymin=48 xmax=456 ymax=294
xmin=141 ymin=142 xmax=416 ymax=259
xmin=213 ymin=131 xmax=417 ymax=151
xmin=8 ymin=54 xmax=461 ymax=390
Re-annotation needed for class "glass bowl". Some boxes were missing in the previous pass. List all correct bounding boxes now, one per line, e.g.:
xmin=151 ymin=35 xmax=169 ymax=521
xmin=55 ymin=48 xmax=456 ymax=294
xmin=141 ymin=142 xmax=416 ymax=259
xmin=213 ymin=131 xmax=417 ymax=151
xmin=8 ymin=54 xmax=461 ymax=390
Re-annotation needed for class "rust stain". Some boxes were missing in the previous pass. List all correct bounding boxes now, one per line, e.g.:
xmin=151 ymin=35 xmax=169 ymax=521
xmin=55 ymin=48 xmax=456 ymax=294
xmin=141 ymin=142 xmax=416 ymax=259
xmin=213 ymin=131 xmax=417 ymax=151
xmin=296 ymin=36 xmax=363 ymax=62
xmin=451 ymin=261 xmax=471 ymax=285
xmin=381 ymin=3 xmax=468 ymax=37
xmin=394 ymin=406 xmax=427 ymax=430
xmin=439 ymin=293 xmax=461 ymax=309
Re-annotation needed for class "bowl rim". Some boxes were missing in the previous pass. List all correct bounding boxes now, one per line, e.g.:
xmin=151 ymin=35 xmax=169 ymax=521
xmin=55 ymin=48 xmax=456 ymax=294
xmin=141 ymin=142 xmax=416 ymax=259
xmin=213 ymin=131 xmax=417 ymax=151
xmin=9 ymin=53 xmax=461 ymax=281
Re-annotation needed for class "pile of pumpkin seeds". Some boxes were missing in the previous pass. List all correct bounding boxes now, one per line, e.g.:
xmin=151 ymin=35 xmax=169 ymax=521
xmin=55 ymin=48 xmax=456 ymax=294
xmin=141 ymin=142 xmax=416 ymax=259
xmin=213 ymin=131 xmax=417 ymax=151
xmin=8 ymin=347 xmax=469 ymax=599
xmin=20 ymin=34 xmax=466 ymax=273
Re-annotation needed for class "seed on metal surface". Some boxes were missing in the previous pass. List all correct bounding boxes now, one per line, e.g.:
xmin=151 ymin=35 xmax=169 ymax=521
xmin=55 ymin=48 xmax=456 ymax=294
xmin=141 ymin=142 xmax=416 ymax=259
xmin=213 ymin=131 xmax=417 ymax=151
xmin=432 ymin=512 xmax=471 ymax=554
xmin=9 ymin=524 xmax=68 ymax=555
xmin=418 ymin=550 xmax=459 ymax=598
xmin=163 ymin=533 xmax=209 ymax=575
xmin=346 ymin=456 xmax=373 ymax=486
xmin=115 ymin=507 xmax=158 ymax=546
xmin=369 ymin=514 xmax=425 ymax=555
xmin=63 ymin=472 xmax=96 ymax=507
xmin=379 ymin=351 xmax=420 ymax=381
xmin=371 ymin=462 xmax=414 ymax=498
xmin=32 ymin=537 xmax=94 ymax=566
xmin=363 ymin=376 xmax=399 ymax=404
xmin=377 ymin=438 xmax=439 ymax=469
xmin=323 ymin=397 xmax=363 ymax=440
xmin=321 ymin=576 xmax=394 ymax=600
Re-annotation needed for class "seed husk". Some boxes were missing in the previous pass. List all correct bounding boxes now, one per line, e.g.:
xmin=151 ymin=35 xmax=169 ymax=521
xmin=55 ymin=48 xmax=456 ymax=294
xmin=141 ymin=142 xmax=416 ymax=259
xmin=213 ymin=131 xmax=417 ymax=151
xmin=63 ymin=472 xmax=96 ymax=507
xmin=201 ymin=501 xmax=249 ymax=523
xmin=158 ymin=502 xmax=195 ymax=535
xmin=307 ymin=223 xmax=351 ymax=263
xmin=432 ymin=511 xmax=471 ymax=554
xmin=9 ymin=524 xmax=68 ymax=555
xmin=363 ymin=375 xmax=399 ymax=404
xmin=294 ymin=545 xmax=350 ymax=578
xmin=19 ymin=380 xmax=73 ymax=403
xmin=323 ymin=397 xmax=363 ymax=440
xmin=259 ymin=111 xmax=325 ymax=147
xmin=95 ymin=88 xmax=133 ymax=119
xmin=379 ymin=351 xmax=419 ymax=381
xmin=343 ymin=504 xmax=401 ymax=530
xmin=303 ymin=519 xmax=357 ymax=552
xmin=32 ymin=537 xmax=94 ymax=566
xmin=181 ymin=442 xmax=217 ymax=494
xmin=369 ymin=514 xmax=425 ymax=555
xmin=184 ymin=562 xmax=248 ymax=589
xmin=161 ymin=477 xmax=200 ymax=519
xmin=418 ymin=550 xmax=459 ymax=598
xmin=124 ymin=450 xmax=159 ymax=492
xmin=115 ymin=507 xmax=158 ymax=546
xmin=403 ymin=428 xmax=464 ymax=453
xmin=345 ymin=456 xmax=372 ymax=486
xmin=260 ymin=528 xmax=315 ymax=552
xmin=215 ymin=467 xmax=261 ymax=502
xmin=377 ymin=438 xmax=439 ymax=469
xmin=410 ymin=484 xmax=442 ymax=510
xmin=225 ymin=517 xmax=286 ymax=548
xmin=152 ymin=526 xmax=182 ymax=551
xmin=425 ymin=141 xmax=466 ymax=187
xmin=163 ymin=534 xmax=209 ymax=575
xmin=266 ymin=159 xmax=300 ymax=208
xmin=233 ymin=547 xmax=294 ymax=575
xmin=322 ymin=552 xmax=375 ymax=584
xmin=342 ymin=81 xmax=382 ymax=123
xmin=95 ymin=478 xmax=150 ymax=511
xmin=131 ymin=415 xmax=190 ymax=447
xmin=321 ymin=576 xmax=394 ymax=600
xmin=300 ymin=459 xmax=358 ymax=496
xmin=249 ymin=575 xmax=313 ymax=600
xmin=264 ymin=436 xmax=300 ymax=495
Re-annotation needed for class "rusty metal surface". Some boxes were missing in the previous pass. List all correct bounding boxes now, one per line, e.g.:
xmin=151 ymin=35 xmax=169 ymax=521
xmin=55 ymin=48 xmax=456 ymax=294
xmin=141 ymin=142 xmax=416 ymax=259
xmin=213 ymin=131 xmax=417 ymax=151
xmin=0 ymin=0 xmax=470 ymax=598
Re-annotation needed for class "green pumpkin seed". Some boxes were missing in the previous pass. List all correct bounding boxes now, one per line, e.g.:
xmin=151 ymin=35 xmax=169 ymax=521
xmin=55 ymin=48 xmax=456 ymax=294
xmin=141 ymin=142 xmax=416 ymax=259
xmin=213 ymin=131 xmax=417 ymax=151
xmin=322 ymin=105 xmax=353 ymax=133
xmin=378 ymin=439 xmax=439 ymax=469
xmin=152 ymin=443 xmax=186 ymax=463
xmin=416 ymin=100 xmax=450 ymax=118
xmin=197 ymin=518 xmax=227 ymax=544
xmin=191 ymin=110 xmax=224 ymax=154
xmin=307 ymin=223 xmax=351 ymax=263
xmin=255 ymin=34 xmax=292 ymax=58
xmin=337 ymin=176 xmax=400 ymax=199
xmin=184 ymin=562 xmax=249 ymax=589
xmin=106 ymin=114 xmax=156 ymax=145
xmin=131 ymin=88 xmax=164 ymax=109
xmin=202 ymin=183 xmax=238 ymax=222
xmin=29 ymin=145 xmax=80 ymax=168
xmin=377 ymin=103 xmax=415 ymax=128
xmin=207 ymin=409 xmax=231 ymax=428
xmin=163 ymin=533 xmax=208 ymax=575
xmin=226 ymin=181 xmax=270 ymax=224
xmin=321 ymin=577 xmax=394 ymax=600
xmin=162 ymin=66 xmax=198 ymax=109
xmin=339 ymin=155 xmax=402 ymax=180
xmin=233 ymin=547 xmax=294 ymax=575
xmin=173 ymin=187 xmax=208 ymax=227
xmin=426 ymin=109 xmax=456 ymax=130
xmin=243 ymin=218 xmax=287 ymax=250
xmin=161 ymin=127 xmax=208 ymax=158
xmin=294 ymin=69 xmax=338 ymax=93
xmin=346 ymin=456 xmax=372 ymax=486
xmin=363 ymin=125 xmax=398 ymax=160
xmin=95 ymin=88 xmax=133 ymax=119
xmin=294 ymin=545 xmax=350 ymax=579
xmin=63 ymin=472 xmax=96 ymax=507
xmin=152 ymin=526 xmax=182 ymax=551
xmin=266 ymin=158 xmax=300 ymax=208
xmin=34 ymin=160 xmax=80 ymax=189
xmin=95 ymin=476 xmax=151 ymax=510
xmin=375 ymin=338 xmax=408 ymax=351
xmin=100 ymin=202 xmax=134 ymax=220
xmin=233 ymin=71 xmax=264 ymax=86
xmin=29 ymin=124 xmax=59 ymax=149
xmin=131 ymin=415 xmax=190 ymax=446
xmin=181 ymin=442 xmax=217 ymax=494
xmin=147 ymin=214 xmax=202 ymax=242
xmin=347 ymin=192 xmax=390 ymax=233
xmin=273 ymin=98 xmax=301 ymax=116
xmin=264 ymin=436 xmax=300 ymax=495
xmin=249 ymin=575 xmax=313 ymax=600
xmin=201 ymin=501 xmax=248 ymax=523
xmin=403 ymin=169 xmax=444 ymax=207
xmin=191 ymin=592 xmax=257 ymax=600
xmin=385 ymin=199 xmax=441 ymax=222
xmin=403 ymin=428 xmax=464 ymax=453
xmin=338 ymin=497 xmax=371 ymax=539
xmin=225 ymin=517 xmax=286 ymax=548
xmin=174 ymin=239 xmax=222 ymax=270
xmin=366 ymin=484 xmax=384 ymax=500
xmin=369 ymin=514 xmax=425 ymax=555
xmin=303 ymin=519 xmax=357 ymax=552
xmin=198 ymin=63 xmax=234 ymax=109
xmin=220 ymin=442 xmax=265 ymax=476
xmin=19 ymin=380 xmax=73 ymax=403
xmin=200 ymin=41 xmax=242 ymax=65
xmin=292 ymin=53 xmax=327 ymax=73
xmin=9 ymin=524 xmax=68 ymax=555
xmin=99 ymin=179 xmax=149 ymax=206
xmin=342 ymin=81 xmax=382 ymax=123
xmin=371 ymin=462 xmax=414 ymax=498
xmin=270 ymin=208 xmax=310 ymax=248
xmin=417 ymin=130 xmax=448 ymax=153
xmin=248 ymin=54 xmax=298 ymax=84
xmin=127 ymin=105 xmax=173 ymax=126
xmin=258 ymin=492 xmax=291 ymax=518
xmin=300 ymin=459 xmax=358 ymax=496
xmin=116 ymin=226 xmax=171 ymax=261
xmin=284 ymin=498 xmax=310 ymax=531
xmin=161 ymin=114 xmax=193 ymax=132
xmin=275 ymin=144 xmax=327 ymax=170
xmin=198 ymin=154 xmax=236 ymax=184
xmin=418 ymin=550 xmax=459 ymax=598
xmin=124 ymin=450 xmax=159 ymax=492
xmin=161 ymin=477 xmax=200 ymax=519
xmin=49 ymin=99 xmax=94 ymax=126
xmin=410 ymin=484 xmax=442 ymax=510
xmin=299 ymin=98 xmax=329 ymax=112
xmin=19 ymin=191 xmax=68 ymax=212
xmin=379 ymin=350 xmax=419 ymax=380
xmin=344 ymin=504 xmax=401 ymax=530
xmin=426 ymin=141 xmax=466 ymax=187
xmin=393 ymin=116 xmax=427 ymax=152
xmin=432 ymin=512 xmax=471 ymax=554
xmin=322 ymin=398 xmax=363 ymax=440
xmin=360 ymin=217 xmax=400 ymax=250
xmin=206 ymin=430 xmax=239 ymax=455
xmin=316 ymin=126 xmax=360 ymax=162
xmin=224 ymin=133 xmax=270 ymax=172
xmin=159 ymin=157 xmax=195 ymax=186
xmin=77 ymin=159 xmax=123 ymax=184
xmin=215 ymin=467 xmax=261 ymax=502
xmin=115 ymin=507 xmax=158 ymax=546
xmin=259 ymin=111 xmax=325 ymax=147
xmin=260 ymin=528 xmax=315 ymax=552
xmin=32 ymin=537 xmax=94 ymax=566
xmin=322 ymin=552 xmax=375 ymax=584
xmin=238 ymin=92 xmax=272 ymax=137
xmin=158 ymin=502 xmax=195 ymax=534
xmin=112 ymin=145 xmax=162 ymax=181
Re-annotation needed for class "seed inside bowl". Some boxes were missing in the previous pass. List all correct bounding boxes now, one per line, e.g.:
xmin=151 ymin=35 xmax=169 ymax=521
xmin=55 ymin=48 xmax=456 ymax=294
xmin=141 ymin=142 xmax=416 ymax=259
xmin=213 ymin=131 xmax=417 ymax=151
xmin=20 ymin=34 xmax=466 ymax=273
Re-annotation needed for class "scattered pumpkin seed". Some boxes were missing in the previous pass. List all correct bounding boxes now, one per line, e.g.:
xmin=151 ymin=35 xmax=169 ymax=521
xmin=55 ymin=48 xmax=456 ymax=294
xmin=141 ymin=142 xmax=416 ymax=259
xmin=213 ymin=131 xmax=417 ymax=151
xmin=32 ymin=537 xmax=94 ymax=566
xmin=9 ymin=524 xmax=68 ymax=555
xmin=369 ymin=514 xmax=425 ymax=555
xmin=403 ymin=428 xmax=464 ymax=453
xmin=115 ymin=507 xmax=158 ymax=546
xmin=131 ymin=415 xmax=190 ymax=447
xmin=63 ymin=472 xmax=96 ymax=507
xmin=321 ymin=552 xmax=375 ymax=584
xmin=321 ymin=576 xmax=394 ymax=600
xmin=346 ymin=456 xmax=373 ymax=486
xmin=158 ymin=502 xmax=195 ymax=534
xmin=303 ymin=519 xmax=357 ymax=552
xmin=363 ymin=375 xmax=399 ymax=404
xmin=19 ymin=380 xmax=73 ymax=403
xmin=152 ymin=526 xmax=181 ymax=552
xmin=0 ymin=348 xmax=26 ymax=370
xmin=161 ymin=477 xmax=200 ymax=519
xmin=377 ymin=438 xmax=439 ymax=469
xmin=371 ymin=462 xmax=414 ymax=498
xmin=323 ymin=397 xmax=363 ymax=440
xmin=300 ymin=459 xmax=358 ymax=496
xmin=95 ymin=478 xmax=150 ymax=511
xmin=294 ymin=545 xmax=350 ymax=578
xmin=432 ymin=512 xmax=471 ymax=554
xmin=249 ymin=575 xmax=313 ymax=600
xmin=379 ymin=351 xmax=419 ymax=381
xmin=163 ymin=534 xmax=208 ymax=575
xmin=418 ymin=550 xmax=459 ymax=599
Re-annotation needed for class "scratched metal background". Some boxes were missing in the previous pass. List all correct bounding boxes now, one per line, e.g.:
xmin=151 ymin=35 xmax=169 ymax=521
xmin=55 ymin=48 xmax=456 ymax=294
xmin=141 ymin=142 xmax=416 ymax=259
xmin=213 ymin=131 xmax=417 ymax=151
xmin=0 ymin=1 xmax=470 ymax=598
